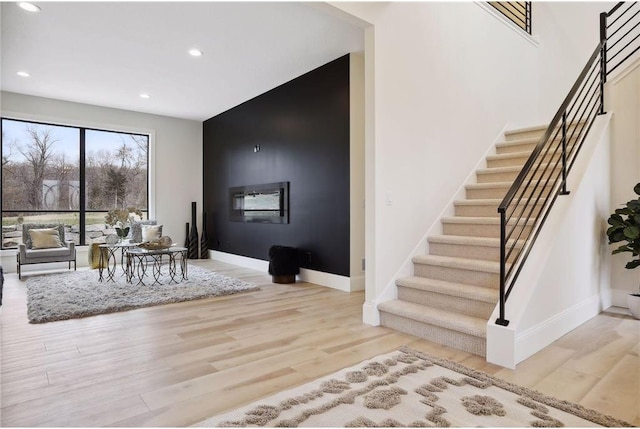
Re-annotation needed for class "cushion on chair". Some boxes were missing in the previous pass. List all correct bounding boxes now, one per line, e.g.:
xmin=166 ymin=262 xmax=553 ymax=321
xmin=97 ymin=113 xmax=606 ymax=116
xmin=131 ymin=220 xmax=157 ymax=243
xmin=29 ymin=228 xmax=64 ymax=249
xmin=24 ymin=247 xmax=72 ymax=259
xmin=141 ymin=224 xmax=163 ymax=242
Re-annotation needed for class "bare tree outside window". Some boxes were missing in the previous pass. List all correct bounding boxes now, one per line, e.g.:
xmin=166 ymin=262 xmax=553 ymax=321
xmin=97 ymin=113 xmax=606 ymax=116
xmin=1 ymin=119 xmax=149 ymax=249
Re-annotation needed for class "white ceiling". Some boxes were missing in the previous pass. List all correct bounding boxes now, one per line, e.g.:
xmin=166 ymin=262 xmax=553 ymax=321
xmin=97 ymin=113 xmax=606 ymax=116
xmin=1 ymin=2 xmax=364 ymax=121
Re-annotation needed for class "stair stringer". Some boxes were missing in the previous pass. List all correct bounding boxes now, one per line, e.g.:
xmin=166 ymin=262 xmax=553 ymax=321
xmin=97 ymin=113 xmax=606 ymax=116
xmin=364 ymin=123 xmax=509 ymax=326
xmin=487 ymin=113 xmax=613 ymax=369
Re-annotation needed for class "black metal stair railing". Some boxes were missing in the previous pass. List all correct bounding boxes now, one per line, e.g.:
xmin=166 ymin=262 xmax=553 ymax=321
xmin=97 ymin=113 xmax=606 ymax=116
xmin=495 ymin=42 xmax=604 ymax=326
xmin=495 ymin=1 xmax=638 ymax=326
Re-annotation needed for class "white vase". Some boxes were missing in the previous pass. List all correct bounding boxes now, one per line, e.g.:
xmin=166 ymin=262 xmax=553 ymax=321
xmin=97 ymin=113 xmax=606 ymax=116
xmin=628 ymin=294 xmax=640 ymax=319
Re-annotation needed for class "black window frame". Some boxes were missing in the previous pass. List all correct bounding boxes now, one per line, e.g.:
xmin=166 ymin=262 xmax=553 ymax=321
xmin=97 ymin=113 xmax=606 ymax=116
xmin=1 ymin=117 xmax=150 ymax=249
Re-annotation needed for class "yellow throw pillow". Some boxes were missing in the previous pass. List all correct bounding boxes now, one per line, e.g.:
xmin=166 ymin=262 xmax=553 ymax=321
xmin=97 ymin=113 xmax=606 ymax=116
xmin=141 ymin=224 xmax=162 ymax=242
xmin=29 ymin=228 xmax=63 ymax=249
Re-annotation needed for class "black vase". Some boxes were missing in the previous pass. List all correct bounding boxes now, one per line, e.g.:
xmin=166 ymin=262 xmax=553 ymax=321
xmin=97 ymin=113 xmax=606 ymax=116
xmin=188 ymin=202 xmax=199 ymax=259
xmin=184 ymin=222 xmax=190 ymax=249
xmin=200 ymin=212 xmax=209 ymax=259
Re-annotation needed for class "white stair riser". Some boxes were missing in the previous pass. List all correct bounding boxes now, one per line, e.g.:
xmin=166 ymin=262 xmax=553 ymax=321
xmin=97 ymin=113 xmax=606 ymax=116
xmin=428 ymin=242 xmax=520 ymax=263
xmin=380 ymin=312 xmax=486 ymax=356
xmin=413 ymin=263 xmax=498 ymax=288
xmin=397 ymin=286 xmax=495 ymax=318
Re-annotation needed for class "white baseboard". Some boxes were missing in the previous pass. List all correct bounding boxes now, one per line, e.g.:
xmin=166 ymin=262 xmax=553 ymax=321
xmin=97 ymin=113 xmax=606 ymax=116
xmin=209 ymin=250 xmax=269 ymax=272
xmin=209 ymin=250 xmax=357 ymax=292
xmin=363 ymin=301 xmax=380 ymax=326
xmin=299 ymin=268 xmax=351 ymax=292
xmin=514 ymin=294 xmax=601 ymax=365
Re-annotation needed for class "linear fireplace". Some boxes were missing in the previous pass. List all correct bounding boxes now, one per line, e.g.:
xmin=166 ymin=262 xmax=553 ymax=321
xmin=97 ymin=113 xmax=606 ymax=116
xmin=229 ymin=182 xmax=289 ymax=224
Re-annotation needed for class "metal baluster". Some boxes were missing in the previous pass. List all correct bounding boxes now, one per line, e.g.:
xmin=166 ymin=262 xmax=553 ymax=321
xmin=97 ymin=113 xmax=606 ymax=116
xmin=560 ymin=112 xmax=570 ymax=196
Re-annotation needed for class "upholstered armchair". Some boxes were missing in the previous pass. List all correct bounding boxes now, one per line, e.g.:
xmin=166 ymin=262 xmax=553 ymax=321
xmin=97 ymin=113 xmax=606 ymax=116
xmin=17 ymin=224 xmax=76 ymax=279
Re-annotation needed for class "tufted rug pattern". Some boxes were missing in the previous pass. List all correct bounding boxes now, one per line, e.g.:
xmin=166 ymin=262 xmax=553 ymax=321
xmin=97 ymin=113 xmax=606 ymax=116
xmin=197 ymin=346 xmax=631 ymax=428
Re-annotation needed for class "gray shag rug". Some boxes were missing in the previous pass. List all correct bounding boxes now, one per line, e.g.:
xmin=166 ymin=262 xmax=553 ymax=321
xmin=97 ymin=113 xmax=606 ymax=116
xmin=26 ymin=265 xmax=259 ymax=323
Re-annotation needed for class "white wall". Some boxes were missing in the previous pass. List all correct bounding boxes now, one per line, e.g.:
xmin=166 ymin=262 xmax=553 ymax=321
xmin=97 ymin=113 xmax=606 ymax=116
xmin=487 ymin=114 xmax=612 ymax=368
xmin=608 ymin=59 xmax=640 ymax=304
xmin=0 ymin=91 xmax=202 ymax=269
xmin=330 ymin=2 xmax=551 ymax=322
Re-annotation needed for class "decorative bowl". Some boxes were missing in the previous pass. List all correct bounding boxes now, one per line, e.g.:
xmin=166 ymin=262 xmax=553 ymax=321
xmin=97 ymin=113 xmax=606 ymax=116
xmin=138 ymin=236 xmax=173 ymax=250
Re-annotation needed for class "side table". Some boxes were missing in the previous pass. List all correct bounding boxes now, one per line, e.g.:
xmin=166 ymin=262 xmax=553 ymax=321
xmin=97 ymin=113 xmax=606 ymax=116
xmin=98 ymin=242 xmax=139 ymax=282
xmin=125 ymin=246 xmax=188 ymax=286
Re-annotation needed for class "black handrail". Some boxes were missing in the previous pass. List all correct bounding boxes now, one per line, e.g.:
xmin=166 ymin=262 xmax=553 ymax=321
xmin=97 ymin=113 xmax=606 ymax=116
xmin=495 ymin=1 xmax=639 ymax=326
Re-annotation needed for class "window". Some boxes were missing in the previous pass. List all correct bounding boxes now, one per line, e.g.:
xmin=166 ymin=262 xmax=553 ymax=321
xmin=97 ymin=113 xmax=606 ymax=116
xmin=489 ymin=2 xmax=532 ymax=34
xmin=1 ymin=118 xmax=149 ymax=249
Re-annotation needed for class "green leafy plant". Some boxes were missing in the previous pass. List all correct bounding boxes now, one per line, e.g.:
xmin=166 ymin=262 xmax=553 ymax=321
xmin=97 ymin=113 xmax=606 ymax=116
xmin=607 ymin=183 xmax=640 ymax=295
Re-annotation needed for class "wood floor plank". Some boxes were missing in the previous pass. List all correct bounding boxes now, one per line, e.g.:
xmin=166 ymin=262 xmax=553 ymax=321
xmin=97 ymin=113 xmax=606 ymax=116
xmin=1 ymin=259 xmax=638 ymax=426
xmin=579 ymin=354 xmax=640 ymax=423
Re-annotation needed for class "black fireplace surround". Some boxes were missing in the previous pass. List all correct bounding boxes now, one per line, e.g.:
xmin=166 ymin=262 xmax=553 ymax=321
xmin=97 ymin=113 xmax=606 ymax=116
xmin=203 ymin=54 xmax=350 ymax=276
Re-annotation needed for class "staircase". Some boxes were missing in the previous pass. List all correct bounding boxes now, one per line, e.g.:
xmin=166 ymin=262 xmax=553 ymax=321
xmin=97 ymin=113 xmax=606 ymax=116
xmin=378 ymin=125 xmax=551 ymax=357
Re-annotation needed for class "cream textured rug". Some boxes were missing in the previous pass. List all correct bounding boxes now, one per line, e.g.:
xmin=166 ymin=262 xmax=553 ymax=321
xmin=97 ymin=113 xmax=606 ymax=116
xmin=26 ymin=265 xmax=259 ymax=323
xmin=197 ymin=347 xmax=631 ymax=428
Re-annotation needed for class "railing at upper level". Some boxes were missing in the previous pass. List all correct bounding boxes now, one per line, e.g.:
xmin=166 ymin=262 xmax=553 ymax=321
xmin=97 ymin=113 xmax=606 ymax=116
xmin=495 ymin=1 xmax=638 ymax=326
xmin=602 ymin=2 xmax=640 ymax=79
xmin=489 ymin=1 xmax=532 ymax=34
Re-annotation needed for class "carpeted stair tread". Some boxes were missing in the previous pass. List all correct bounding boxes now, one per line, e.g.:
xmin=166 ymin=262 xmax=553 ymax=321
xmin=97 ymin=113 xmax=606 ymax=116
xmin=454 ymin=198 xmax=545 ymax=206
xmin=495 ymin=137 xmax=539 ymax=150
xmin=466 ymin=181 xmax=516 ymax=190
xmin=504 ymin=124 xmax=547 ymax=135
xmin=486 ymin=150 xmax=536 ymax=162
xmin=411 ymin=254 xmax=501 ymax=273
xmin=466 ymin=180 xmax=549 ymax=191
xmin=476 ymin=163 xmax=559 ymax=175
xmin=396 ymin=276 xmax=498 ymax=303
xmin=378 ymin=300 xmax=487 ymax=338
xmin=428 ymin=234 xmax=524 ymax=249
xmin=441 ymin=216 xmax=537 ymax=226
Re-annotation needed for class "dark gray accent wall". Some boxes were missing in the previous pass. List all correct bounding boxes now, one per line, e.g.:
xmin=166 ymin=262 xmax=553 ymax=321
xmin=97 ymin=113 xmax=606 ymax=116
xmin=203 ymin=54 xmax=350 ymax=276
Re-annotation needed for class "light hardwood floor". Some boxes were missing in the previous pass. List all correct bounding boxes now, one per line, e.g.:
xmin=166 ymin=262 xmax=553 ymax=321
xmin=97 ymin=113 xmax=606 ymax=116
xmin=1 ymin=259 xmax=638 ymax=427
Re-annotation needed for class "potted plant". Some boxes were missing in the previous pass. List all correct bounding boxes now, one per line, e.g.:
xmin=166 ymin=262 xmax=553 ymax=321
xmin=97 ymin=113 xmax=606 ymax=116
xmin=105 ymin=207 xmax=142 ymax=243
xmin=606 ymin=182 xmax=640 ymax=319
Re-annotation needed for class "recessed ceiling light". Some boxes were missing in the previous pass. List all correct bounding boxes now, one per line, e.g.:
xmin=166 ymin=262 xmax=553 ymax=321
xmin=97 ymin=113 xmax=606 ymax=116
xmin=17 ymin=71 xmax=31 ymax=77
xmin=188 ymin=48 xmax=203 ymax=57
xmin=17 ymin=2 xmax=40 ymax=12
xmin=139 ymin=93 xmax=150 ymax=99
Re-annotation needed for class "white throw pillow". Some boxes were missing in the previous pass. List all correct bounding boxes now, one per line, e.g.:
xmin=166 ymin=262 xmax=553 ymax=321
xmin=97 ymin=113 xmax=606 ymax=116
xmin=141 ymin=224 xmax=163 ymax=242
